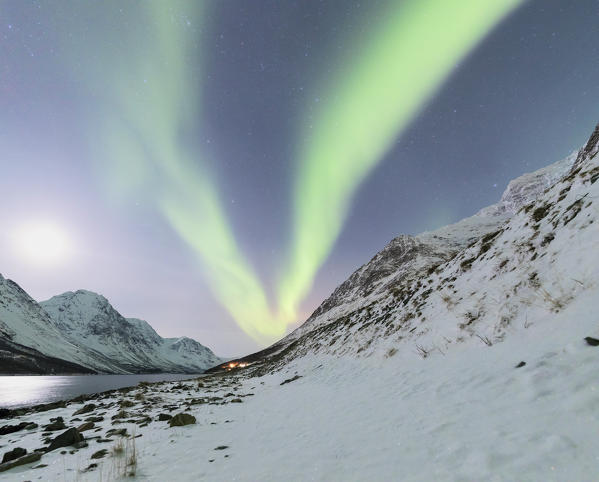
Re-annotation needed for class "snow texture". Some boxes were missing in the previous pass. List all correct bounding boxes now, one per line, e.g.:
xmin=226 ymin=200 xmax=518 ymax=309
xmin=0 ymin=293 xmax=597 ymax=481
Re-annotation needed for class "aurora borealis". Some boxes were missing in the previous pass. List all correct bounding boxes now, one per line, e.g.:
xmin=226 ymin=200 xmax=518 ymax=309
xmin=93 ymin=0 xmax=524 ymax=343
xmin=2 ymin=1 xmax=599 ymax=354
xmin=87 ymin=2 xmax=287 ymax=343
xmin=278 ymin=0 xmax=523 ymax=322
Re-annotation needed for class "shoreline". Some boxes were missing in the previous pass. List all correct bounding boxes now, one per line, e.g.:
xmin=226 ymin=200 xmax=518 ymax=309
xmin=2 ymin=325 xmax=598 ymax=481
xmin=0 ymin=372 xmax=208 ymax=414
xmin=0 ymin=367 xmax=245 ymax=479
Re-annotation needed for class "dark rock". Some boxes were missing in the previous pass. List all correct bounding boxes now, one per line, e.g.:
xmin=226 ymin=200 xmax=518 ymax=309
xmin=36 ymin=401 xmax=67 ymax=412
xmin=515 ymin=361 xmax=526 ymax=368
xmin=96 ymin=438 xmax=113 ymax=443
xmin=0 ymin=452 xmax=42 ymax=472
xmin=584 ymin=336 xmax=599 ymax=346
xmin=135 ymin=416 xmax=152 ymax=425
xmin=0 ymin=409 xmax=11 ymax=419
xmin=230 ymin=398 xmax=243 ymax=403
xmin=214 ymin=446 xmax=229 ymax=451
xmin=33 ymin=463 xmax=48 ymax=469
xmin=91 ymin=449 xmax=108 ymax=459
xmin=77 ymin=422 xmax=95 ymax=432
xmin=2 ymin=447 xmax=26 ymax=464
xmin=82 ymin=463 xmax=98 ymax=472
xmin=0 ymin=422 xmax=29 ymax=435
xmin=85 ymin=416 xmax=104 ymax=423
xmin=168 ymin=413 xmax=196 ymax=427
xmin=280 ymin=375 xmax=302 ymax=385
xmin=157 ymin=413 xmax=172 ymax=421
xmin=25 ymin=422 xmax=38 ymax=430
xmin=74 ymin=441 xmax=88 ymax=449
xmin=73 ymin=404 xmax=97 ymax=416
xmin=44 ymin=417 xmax=66 ymax=431
xmin=47 ymin=428 xmax=83 ymax=452
xmin=106 ymin=428 xmax=127 ymax=437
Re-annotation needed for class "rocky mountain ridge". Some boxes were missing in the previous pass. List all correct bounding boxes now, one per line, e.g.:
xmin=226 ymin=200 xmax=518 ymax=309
xmin=0 ymin=280 xmax=222 ymax=374
xmin=286 ymin=147 xmax=577 ymax=344
xmin=214 ymin=122 xmax=599 ymax=373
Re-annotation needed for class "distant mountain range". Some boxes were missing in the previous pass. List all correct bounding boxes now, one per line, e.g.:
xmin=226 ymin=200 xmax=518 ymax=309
xmin=0 ymin=280 xmax=222 ymax=374
xmin=211 ymin=122 xmax=599 ymax=373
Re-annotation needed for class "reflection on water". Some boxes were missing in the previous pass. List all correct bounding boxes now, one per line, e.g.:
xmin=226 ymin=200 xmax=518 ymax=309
xmin=0 ymin=373 xmax=199 ymax=409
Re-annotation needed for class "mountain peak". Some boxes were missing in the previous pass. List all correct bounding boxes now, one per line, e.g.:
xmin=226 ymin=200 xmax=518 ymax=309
xmin=498 ymin=152 xmax=576 ymax=214
xmin=30 ymin=291 xmax=223 ymax=373
xmin=48 ymin=289 xmax=111 ymax=306
xmin=574 ymin=122 xmax=599 ymax=169
xmin=280 ymin=128 xmax=589 ymax=348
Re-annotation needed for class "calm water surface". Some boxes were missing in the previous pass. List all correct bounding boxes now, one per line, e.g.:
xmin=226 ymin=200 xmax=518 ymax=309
xmin=0 ymin=374 xmax=199 ymax=409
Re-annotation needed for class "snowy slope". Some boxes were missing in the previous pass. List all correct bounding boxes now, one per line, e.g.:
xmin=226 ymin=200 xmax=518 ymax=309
xmin=287 ymin=150 xmax=578 ymax=343
xmin=0 ymin=336 xmax=95 ymax=375
xmin=0 ymin=275 xmax=83 ymax=363
xmin=0 ymin=281 xmax=222 ymax=374
xmin=219 ymin=123 xmax=599 ymax=371
xmin=1 ymin=292 xmax=597 ymax=481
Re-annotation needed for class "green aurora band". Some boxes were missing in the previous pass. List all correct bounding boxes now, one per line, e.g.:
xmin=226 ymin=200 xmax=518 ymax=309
xmin=87 ymin=2 xmax=287 ymax=343
xmin=69 ymin=0 xmax=523 ymax=344
xmin=277 ymin=0 xmax=524 ymax=321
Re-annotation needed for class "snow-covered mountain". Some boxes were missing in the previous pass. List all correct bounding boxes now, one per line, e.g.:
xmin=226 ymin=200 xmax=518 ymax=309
xmin=0 ymin=276 xmax=84 ymax=362
xmin=0 ymin=336 xmax=95 ymax=375
xmin=216 ymin=122 xmax=599 ymax=372
xmin=0 ymin=281 xmax=222 ymax=374
xmin=287 ymin=149 xmax=577 ymax=342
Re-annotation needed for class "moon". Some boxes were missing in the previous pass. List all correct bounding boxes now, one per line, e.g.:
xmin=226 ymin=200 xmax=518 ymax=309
xmin=12 ymin=221 xmax=74 ymax=267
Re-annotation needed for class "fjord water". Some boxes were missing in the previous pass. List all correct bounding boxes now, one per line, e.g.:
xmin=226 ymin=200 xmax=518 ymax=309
xmin=0 ymin=373 xmax=198 ymax=409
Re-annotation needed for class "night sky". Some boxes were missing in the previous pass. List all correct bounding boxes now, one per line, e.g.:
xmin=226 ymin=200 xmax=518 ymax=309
xmin=1 ymin=1 xmax=598 ymax=356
